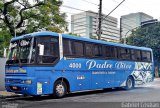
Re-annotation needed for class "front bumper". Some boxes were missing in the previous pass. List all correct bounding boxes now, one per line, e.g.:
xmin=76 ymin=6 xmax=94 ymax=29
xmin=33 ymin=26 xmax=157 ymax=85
xmin=5 ymin=77 xmax=37 ymax=95
xmin=5 ymin=84 xmax=36 ymax=95
xmin=5 ymin=77 xmax=52 ymax=96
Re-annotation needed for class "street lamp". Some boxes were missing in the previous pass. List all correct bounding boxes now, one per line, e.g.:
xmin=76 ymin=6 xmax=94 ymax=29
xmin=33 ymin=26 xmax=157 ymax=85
xmin=123 ymin=27 xmax=139 ymax=44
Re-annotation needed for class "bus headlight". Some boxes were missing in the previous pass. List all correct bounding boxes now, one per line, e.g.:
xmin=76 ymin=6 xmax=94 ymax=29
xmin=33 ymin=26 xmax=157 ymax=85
xmin=25 ymin=80 xmax=32 ymax=84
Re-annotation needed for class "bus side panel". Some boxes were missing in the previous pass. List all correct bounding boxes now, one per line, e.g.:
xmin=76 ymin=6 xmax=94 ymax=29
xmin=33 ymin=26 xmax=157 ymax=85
xmin=131 ymin=62 xmax=154 ymax=85
xmin=92 ymin=71 xmax=105 ymax=89
xmin=59 ymin=59 xmax=92 ymax=92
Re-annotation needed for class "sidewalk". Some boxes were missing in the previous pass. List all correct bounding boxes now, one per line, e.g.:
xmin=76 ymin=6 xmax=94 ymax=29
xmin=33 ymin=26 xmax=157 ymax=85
xmin=0 ymin=91 xmax=17 ymax=97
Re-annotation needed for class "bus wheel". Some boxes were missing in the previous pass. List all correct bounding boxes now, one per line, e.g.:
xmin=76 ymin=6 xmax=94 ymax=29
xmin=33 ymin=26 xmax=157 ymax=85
xmin=54 ymin=80 xmax=67 ymax=98
xmin=125 ymin=76 xmax=134 ymax=90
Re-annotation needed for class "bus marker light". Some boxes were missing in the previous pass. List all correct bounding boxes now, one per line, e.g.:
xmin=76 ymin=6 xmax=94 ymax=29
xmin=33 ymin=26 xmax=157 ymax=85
xmin=44 ymin=82 xmax=49 ymax=84
xmin=52 ymin=70 xmax=55 ymax=72
xmin=62 ymin=70 xmax=65 ymax=72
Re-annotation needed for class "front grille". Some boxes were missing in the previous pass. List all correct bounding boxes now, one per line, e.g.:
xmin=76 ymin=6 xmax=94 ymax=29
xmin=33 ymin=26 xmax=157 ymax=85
xmin=6 ymin=79 xmax=23 ymax=84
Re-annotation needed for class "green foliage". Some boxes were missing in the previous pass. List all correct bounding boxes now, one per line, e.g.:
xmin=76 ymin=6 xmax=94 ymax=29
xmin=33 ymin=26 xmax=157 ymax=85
xmin=127 ymin=23 xmax=160 ymax=63
xmin=68 ymin=33 xmax=80 ymax=37
xmin=0 ymin=28 xmax=11 ymax=57
xmin=0 ymin=0 xmax=68 ymax=57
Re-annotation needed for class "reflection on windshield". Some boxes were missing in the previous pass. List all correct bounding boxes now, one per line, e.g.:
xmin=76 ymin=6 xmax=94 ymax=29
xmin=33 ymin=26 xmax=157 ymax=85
xmin=6 ymin=36 xmax=59 ymax=65
xmin=7 ymin=37 xmax=33 ymax=64
xmin=9 ymin=42 xmax=18 ymax=61
xmin=19 ymin=39 xmax=31 ymax=63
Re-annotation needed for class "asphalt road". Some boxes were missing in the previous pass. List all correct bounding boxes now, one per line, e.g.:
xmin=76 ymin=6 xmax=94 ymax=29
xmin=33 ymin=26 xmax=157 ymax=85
xmin=1 ymin=78 xmax=160 ymax=108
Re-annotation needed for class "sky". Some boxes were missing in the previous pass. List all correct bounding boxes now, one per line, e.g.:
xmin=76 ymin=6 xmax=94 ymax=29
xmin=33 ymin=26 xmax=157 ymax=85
xmin=61 ymin=0 xmax=160 ymax=31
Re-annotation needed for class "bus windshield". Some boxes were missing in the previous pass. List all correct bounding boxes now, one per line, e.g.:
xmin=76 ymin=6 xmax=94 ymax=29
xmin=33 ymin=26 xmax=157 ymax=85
xmin=7 ymin=37 xmax=33 ymax=64
xmin=6 ymin=36 xmax=59 ymax=65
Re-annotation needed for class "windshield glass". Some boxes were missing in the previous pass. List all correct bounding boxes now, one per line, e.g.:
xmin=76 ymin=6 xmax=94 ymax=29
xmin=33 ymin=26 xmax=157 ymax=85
xmin=7 ymin=37 xmax=33 ymax=64
xmin=6 ymin=36 xmax=59 ymax=65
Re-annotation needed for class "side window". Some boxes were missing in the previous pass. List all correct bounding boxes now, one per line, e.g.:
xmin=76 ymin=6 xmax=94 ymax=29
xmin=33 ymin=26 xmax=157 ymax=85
xmin=72 ymin=41 xmax=84 ymax=57
xmin=146 ymin=52 xmax=151 ymax=62
xmin=37 ymin=36 xmax=59 ymax=64
xmin=85 ymin=43 xmax=93 ymax=57
xmin=142 ymin=51 xmax=151 ymax=62
xmin=63 ymin=39 xmax=73 ymax=56
xmin=63 ymin=39 xmax=84 ymax=57
xmin=105 ymin=46 xmax=117 ymax=59
xmin=118 ymin=47 xmax=131 ymax=60
xmin=135 ymin=50 xmax=141 ymax=61
xmin=93 ymin=44 xmax=103 ymax=58
xmin=131 ymin=49 xmax=136 ymax=60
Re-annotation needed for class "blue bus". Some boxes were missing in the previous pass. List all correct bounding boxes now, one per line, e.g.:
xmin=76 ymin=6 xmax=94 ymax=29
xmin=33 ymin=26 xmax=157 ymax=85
xmin=5 ymin=31 xmax=154 ymax=98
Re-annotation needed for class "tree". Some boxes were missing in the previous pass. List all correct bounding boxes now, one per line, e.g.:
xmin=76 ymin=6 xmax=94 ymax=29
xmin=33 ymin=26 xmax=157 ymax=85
xmin=0 ymin=0 xmax=68 ymax=57
xmin=126 ymin=23 xmax=160 ymax=63
xmin=68 ymin=32 xmax=80 ymax=37
xmin=0 ymin=0 xmax=67 ymax=36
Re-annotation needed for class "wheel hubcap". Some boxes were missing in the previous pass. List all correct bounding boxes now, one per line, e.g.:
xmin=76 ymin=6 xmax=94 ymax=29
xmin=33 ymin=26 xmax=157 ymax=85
xmin=127 ymin=79 xmax=132 ymax=88
xmin=56 ymin=84 xmax=65 ymax=96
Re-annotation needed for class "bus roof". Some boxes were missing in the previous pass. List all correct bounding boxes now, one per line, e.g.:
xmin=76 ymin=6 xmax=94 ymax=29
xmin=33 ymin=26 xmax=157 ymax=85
xmin=11 ymin=31 xmax=152 ymax=51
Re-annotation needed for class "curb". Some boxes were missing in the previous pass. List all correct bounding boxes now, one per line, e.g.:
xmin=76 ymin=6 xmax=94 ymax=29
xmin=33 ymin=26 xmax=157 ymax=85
xmin=0 ymin=91 xmax=22 ymax=99
xmin=0 ymin=94 xmax=22 ymax=99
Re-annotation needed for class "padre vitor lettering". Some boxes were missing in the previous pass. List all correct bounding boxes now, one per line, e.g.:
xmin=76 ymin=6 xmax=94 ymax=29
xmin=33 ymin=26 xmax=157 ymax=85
xmin=86 ymin=60 xmax=113 ymax=70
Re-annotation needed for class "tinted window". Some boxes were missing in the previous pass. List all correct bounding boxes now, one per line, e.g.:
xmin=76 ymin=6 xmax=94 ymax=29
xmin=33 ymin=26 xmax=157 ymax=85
xmin=85 ymin=43 xmax=93 ymax=57
xmin=142 ymin=51 xmax=151 ymax=62
xmin=118 ymin=48 xmax=131 ymax=60
xmin=135 ymin=50 xmax=141 ymax=61
xmin=131 ymin=49 xmax=136 ymax=60
xmin=105 ymin=46 xmax=117 ymax=59
xmin=63 ymin=39 xmax=84 ymax=57
xmin=73 ymin=41 xmax=84 ymax=57
xmin=93 ymin=44 xmax=103 ymax=58
xmin=63 ymin=38 xmax=152 ymax=62
xmin=63 ymin=39 xmax=73 ymax=56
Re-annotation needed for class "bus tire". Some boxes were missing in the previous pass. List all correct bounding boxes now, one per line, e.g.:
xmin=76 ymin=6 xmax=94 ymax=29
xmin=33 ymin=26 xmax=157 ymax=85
xmin=125 ymin=76 xmax=134 ymax=90
xmin=54 ymin=80 xmax=67 ymax=98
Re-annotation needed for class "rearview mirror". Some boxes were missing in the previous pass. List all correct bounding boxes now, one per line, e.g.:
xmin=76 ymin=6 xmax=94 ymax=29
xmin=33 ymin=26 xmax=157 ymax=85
xmin=38 ymin=44 xmax=44 ymax=56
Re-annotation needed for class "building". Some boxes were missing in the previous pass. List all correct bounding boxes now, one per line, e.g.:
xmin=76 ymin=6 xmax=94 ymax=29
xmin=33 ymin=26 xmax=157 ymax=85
xmin=141 ymin=19 xmax=158 ymax=27
xmin=71 ymin=11 xmax=120 ymax=43
xmin=0 ymin=58 xmax=6 ymax=90
xmin=120 ymin=12 xmax=153 ymax=38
